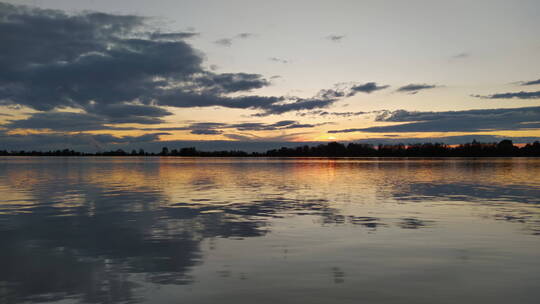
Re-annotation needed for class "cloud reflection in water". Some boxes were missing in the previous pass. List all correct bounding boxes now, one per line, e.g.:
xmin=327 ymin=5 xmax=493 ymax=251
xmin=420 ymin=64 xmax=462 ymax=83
xmin=0 ymin=157 xmax=539 ymax=303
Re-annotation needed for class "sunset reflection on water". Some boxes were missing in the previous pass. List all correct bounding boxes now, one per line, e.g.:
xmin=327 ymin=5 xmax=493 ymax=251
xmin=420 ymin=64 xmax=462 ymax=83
xmin=0 ymin=157 xmax=539 ymax=303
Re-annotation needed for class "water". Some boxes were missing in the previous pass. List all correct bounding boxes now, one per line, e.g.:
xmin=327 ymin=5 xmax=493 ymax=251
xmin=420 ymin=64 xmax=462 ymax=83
xmin=0 ymin=157 xmax=539 ymax=304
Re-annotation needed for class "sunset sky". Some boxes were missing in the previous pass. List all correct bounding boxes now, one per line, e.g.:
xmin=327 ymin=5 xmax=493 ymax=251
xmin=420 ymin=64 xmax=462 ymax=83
xmin=1 ymin=0 xmax=540 ymax=151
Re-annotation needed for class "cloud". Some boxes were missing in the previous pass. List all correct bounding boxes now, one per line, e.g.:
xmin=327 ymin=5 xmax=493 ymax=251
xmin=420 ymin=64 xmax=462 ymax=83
xmin=230 ymin=120 xmax=321 ymax=131
xmin=246 ymin=88 xmax=347 ymax=117
xmin=236 ymin=32 xmax=254 ymax=39
xmin=297 ymin=110 xmax=367 ymax=117
xmin=85 ymin=103 xmax=172 ymax=123
xmin=0 ymin=3 xmax=272 ymax=113
xmin=0 ymin=3 xmax=202 ymax=111
xmin=1 ymin=2 xmax=382 ymax=127
xmin=522 ymin=78 xmax=540 ymax=86
xmin=214 ymin=38 xmax=233 ymax=46
xmin=326 ymin=35 xmax=345 ymax=42
xmin=0 ymin=1 xmax=406 ymax=152
xmin=0 ymin=131 xmax=168 ymax=151
xmin=269 ymin=57 xmax=289 ymax=64
xmin=396 ymin=83 xmax=439 ymax=94
xmin=351 ymin=82 xmax=389 ymax=93
xmin=349 ymin=135 xmax=540 ymax=145
xmin=328 ymin=107 xmax=540 ymax=133
xmin=168 ymin=120 xmax=322 ymax=134
xmin=222 ymin=134 xmax=254 ymax=141
xmin=49 ymin=119 xmax=324 ymax=134
xmin=256 ymin=97 xmax=338 ymax=116
xmin=7 ymin=112 xmax=129 ymax=131
xmin=222 ymin=132 xmax=309 ymax=142
xmin=149 ymin=31 xmax=199 ymax=40
xmin=6 ymin=107 xmax=172 ymax=131
xmin=190 ymin=129 xmax=223 ymax=135
xmin=194 ymin=73 xmax=270 ymax=93
xmin=157 ymin=92 xmax=284 ymax=111
xmin=254 ymin=82 xmax=389 ymax=116
xmin=473 ymin=91 xmax=540 ymax=99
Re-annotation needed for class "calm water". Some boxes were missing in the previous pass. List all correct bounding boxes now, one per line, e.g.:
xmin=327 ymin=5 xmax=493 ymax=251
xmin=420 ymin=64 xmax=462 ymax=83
xmin=0 ymin=157 xmax=539 ymax=304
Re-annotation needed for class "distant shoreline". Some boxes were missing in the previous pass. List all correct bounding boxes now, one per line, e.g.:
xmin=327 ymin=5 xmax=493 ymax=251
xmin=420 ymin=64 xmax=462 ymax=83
xmin=2 ymin=156 xmax=539 ymax=159
xmin=2 ymin=140 xmax=539 ymax=157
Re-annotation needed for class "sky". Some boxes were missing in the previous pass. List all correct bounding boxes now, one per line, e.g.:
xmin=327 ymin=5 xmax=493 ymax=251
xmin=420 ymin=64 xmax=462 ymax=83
xmin=1 ymin=0 xmax=540 ymax=151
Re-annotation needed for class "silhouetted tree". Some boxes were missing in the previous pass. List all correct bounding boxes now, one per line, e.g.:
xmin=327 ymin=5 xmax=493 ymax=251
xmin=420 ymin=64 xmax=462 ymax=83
xmin=160 ymin=147 xmax=169 ymax=156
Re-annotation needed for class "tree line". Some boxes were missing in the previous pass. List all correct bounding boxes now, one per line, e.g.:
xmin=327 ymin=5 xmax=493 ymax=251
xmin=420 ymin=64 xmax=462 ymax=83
xmin=264 ymin=140 xmax=540 ymax=157
xmin=1 ymin=140 xmax=540 ymax=157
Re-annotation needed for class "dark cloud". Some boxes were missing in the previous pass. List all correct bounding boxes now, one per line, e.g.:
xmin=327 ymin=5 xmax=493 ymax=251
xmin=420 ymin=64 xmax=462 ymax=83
xmin=156 ymin=92 xmax=284 ymax=111
xmin=326 ymin=35 xmax=345 ymax=42
xmin=149 ymin=31 xmax=199 ymax=40
xmin=328 ymin=107 xmax=540 ymax=133
xmin=7 ymin=112 xmax=122 ymax=131
xmin=349 ymin=135 xmax=540 ymax=146
xmin=0 ymin=2 xmax=203 ymax=111
xmin=188 ymin=122 xmax=228 ymax=129
xmin=238 ymin=88 xmax=345 ymax=117
xmin=269 ymin=120 xmax=297 ymax=127
xmin=0 ymin=3 xmax=364 ymax=127
xmin=522 ymin=78 xmax=540 ymax=86
xmin=2 ymin=38 xmax=203 ymax=111
xmin=194 ymin=73 xmax=270 ymax=93
xmin=0 ymin=131 xmax=168 ymax=151
xmin=256 ymin=97 xmax=337 ymax=116
xmin=396 ymin=84 xmax=438 ymax=94
xmin=473 ymin=91 xmax=540 ymax=99
xmin=0 ymin=3 xmax=144 ymax=71
xmin=6 ymin=109 xmax=169 ymax=131
xmin=85 ymin=103 xmax=172 ymax=123
xmin=190 ymin=129 xmax=223 ymax=135
xmin=351 ymin=82 xmax=389 ymax=93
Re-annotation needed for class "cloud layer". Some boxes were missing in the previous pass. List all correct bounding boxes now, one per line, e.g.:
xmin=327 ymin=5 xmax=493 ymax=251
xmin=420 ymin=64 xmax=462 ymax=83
xmin=0 ymin=130 xmax=169 ymax=151
xmin=329 ymin=107 xmax=540 ymax=133
xmin=473 ymin=91 xmax=540 ymax=99
xmin=522 ymin=78 xmax=540 ymax=86
xmin=0 ymin=3 xmax=374 ymax=125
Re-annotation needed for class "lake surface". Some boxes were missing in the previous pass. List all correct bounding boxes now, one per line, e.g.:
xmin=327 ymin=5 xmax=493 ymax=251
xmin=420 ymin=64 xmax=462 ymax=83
xmin=0 ymin=157 xmax=539 ymax=304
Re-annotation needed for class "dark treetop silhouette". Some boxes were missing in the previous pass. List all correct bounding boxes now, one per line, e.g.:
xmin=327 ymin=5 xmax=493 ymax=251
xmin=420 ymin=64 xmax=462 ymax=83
xmin=1 ymin=140 xmax=540 ymax=157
